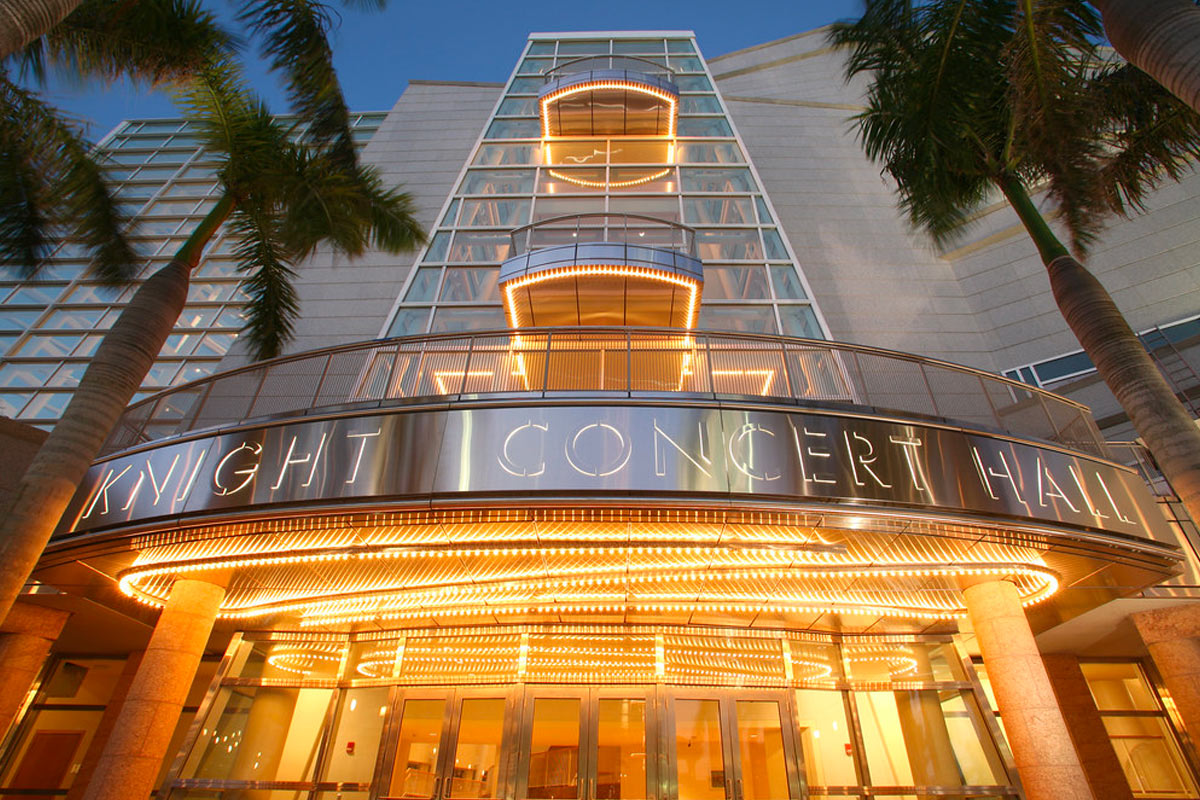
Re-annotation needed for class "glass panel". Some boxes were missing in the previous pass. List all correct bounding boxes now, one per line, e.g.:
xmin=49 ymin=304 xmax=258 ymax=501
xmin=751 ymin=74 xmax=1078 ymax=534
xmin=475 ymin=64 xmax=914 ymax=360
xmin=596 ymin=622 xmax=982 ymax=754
xmin=527 ymin=697 xmax=580 ymax=799
xmin=684 ymin=197 xmax=753 ymax=226
xmin=448 ymin=232 xmax=512 ymax=262
xmin=675 ymin=142 xmax=743 ymax=164
xmin=676 ymin=76 xmax=713 ymax=92
xmin=474 ymin=144 xmax=539 ymax=166
xmin=321 ymin=687 xmax=390 ymax=784
xmin=681 ymin=96 xmax=723 ymax=114
xmin=735 ymin=701 xmax=789 ymax=800
xmin=675 ymin=699 xmax=725 ymax=800
xmin=441 ymin=268 xmax=501 ymax=303
xmin=778 ymin=306 xmax=823 ymax=339
xmin=431 ymin=306 xmax=508 ymax=333
xmin=388 ymin=307 xmax=431 ymax=337
xmin=18 ymin=391 xmax=71 ymax=419
xmin=486 ymin=119 xmax=541 ymax=139
xmin=681 ymin=168 xmax=754 ymax=193
xmin=667 ymin=40 xmax=695 ymax=54
xmin=0 ymin=362 xmax=56 ymax=387
xmin=1103 ymin=715 xmax=1199 ymax=797
xmin=1081 ymin=662 xmax=1160 ymax=711
xmin=543 ymin=140 xmax=607 ymax=167
xmin=596 ymin=699 xmax=648 ymax=799
xmin=678 ymin=118 xmax=733 ymax=138
xmin=793 ymin=690 xmax=856 ymax=787
xmin=460 ymin=198 xmax=531 ymax=228
xmin=424 ymin=232 xmax=451 ymax=263
xmin=498 ymin=98 xmax=538 ymax=116
xmin=389 ymin=698 xmax=446 ymax=798
xmin=698 ymin=306 xmax=777 ymax=335
xmin=460 ymin=169 xmax=536 ymax=195
xmin=182 ymin=685 xmax=332 ymax=782
xmin=702 ymin=267 xmax=770 ymax=301
xmin=508 ymin=77 xmax=544 ymax=93
xmin=769 ymin=266 xmax=806 ymax=300
xmin=608 ymin=140 xmax=673 ymax=164
xmin=442 ymin=199 xmax=461 ymax=226
xmin=614 ymin=40 xmax=664 ymax=55
xmin=762 ymin=230 xmax=789 ymax=260
xmin=450 ymin=698 xmax=507 ymax=799
xmin=405 ymin=268 xmax=443 ymax=302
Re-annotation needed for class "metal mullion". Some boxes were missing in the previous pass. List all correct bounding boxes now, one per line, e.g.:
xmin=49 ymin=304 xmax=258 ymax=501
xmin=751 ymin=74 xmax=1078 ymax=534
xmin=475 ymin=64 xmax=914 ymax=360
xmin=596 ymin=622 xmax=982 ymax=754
xmin=951 ymin=637 xmax=1020 ymax=793
xmin=307 ymin=644 xmax=358 ymax=793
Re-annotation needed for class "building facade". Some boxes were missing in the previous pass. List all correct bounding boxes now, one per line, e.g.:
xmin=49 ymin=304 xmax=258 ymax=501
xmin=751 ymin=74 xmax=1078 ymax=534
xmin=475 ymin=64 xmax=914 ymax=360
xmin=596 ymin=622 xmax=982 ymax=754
xmin=1 ymin=29 xmax=1200 ymax=800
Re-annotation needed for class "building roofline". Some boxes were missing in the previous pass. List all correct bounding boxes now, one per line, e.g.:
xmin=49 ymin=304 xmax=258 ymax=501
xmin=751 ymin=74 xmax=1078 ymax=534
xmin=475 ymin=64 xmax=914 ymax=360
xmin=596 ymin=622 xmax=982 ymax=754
xmin=709 ymin=25 xmax=831 ymax=62
xmin=408 ymin=79 xmax=505 ymax=88
xmin=528 ymin=30 xmax=695 ymax=39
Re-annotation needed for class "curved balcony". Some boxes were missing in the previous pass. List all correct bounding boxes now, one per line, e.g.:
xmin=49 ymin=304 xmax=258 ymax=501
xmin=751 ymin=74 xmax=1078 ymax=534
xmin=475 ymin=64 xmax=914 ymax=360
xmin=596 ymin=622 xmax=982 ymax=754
xmin=101 ymin=327 xmax=1104 ymax=458
xmin=499 ymin=214 xmax=703 ymax=328
xmin=539 ymin=56 xmax=678 ymax=137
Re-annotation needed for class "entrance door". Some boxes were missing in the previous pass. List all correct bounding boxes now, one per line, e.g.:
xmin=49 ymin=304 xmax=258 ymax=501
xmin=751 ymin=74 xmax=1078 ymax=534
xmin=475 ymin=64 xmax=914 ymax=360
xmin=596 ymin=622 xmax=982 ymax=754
xmin=381 ymin=688 xmax=518 ymax=800
xmin=666 ymin=691 xmax=803 ymax=800
xmin=516 ymin=687 xmax=658 ymax=800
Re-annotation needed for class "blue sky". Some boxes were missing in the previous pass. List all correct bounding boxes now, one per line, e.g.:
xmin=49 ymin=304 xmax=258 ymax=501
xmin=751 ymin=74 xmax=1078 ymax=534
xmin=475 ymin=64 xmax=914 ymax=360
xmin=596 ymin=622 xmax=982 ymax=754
xmin=36 ymin=0 xmax=862 ymax=139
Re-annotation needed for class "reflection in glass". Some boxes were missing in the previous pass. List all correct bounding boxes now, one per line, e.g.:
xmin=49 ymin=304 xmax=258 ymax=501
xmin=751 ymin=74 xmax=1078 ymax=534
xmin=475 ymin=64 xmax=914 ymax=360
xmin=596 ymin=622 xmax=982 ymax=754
xmin=735 ymin=701 xmax=788 ymax=800
xmin=675 ymin=699 xmax=725 ymax=800
xmin=451 ymin=698 xmax=506 ymax=799
xmin=390 ymin=698 xmax=445 ymax=798
xmin=527 ymin=697 xmax=580 ymax=799
xmin=596 ymin=699 xmax=647 ymax=799
xmin=322 ymin=687 xmax=390 ymax=784
xmin=1103 ymin=716 xmax=1199 ymax=797
xmin=1081 ymin=663 xmax=1160 ymax=711
xmin=794 ymin=690 xmax=856 ymax=787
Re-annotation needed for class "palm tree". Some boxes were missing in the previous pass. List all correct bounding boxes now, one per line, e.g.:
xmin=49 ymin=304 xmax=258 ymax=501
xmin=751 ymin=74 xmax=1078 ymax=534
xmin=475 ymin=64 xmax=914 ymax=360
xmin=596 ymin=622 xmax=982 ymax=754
xmin=1089 ymin=0 xmax=1200 ymax=117
xmin=4 ymin=0 xmax=381 ymax=279
xmin=828 ymin=0 xmax=1200 ymax=523
xmin=3 ymin=0 xmax=232 ymax=285
xmin=0 ymin=60 xmax=424 ymax=624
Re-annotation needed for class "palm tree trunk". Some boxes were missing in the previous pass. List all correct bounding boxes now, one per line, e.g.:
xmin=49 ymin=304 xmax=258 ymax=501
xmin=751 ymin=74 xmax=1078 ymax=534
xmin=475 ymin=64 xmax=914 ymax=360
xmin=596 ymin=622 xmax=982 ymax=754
xmin=1090 ymin=0 xmax=1200 ymax=117
xmin=0 ymin=193 xmax=234 ymax=625
xmin=0 ymin=0 xmax=82 ymax=61
xmin=998 ymin=174 xmax=1200 ymax=522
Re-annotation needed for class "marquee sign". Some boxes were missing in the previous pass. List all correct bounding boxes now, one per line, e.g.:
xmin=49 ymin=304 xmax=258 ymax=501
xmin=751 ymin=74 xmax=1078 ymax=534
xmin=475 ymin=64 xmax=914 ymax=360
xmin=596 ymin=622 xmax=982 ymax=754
xmin=62 ymin=404 xmax=1172 ymax=541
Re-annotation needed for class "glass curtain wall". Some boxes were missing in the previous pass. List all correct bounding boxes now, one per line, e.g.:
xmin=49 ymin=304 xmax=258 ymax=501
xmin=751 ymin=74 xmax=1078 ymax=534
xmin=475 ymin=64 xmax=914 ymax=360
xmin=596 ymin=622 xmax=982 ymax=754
xmin=383 ymin=35 xmax=827 ymax=342
xmin=153 ymin=629 xmax=1020 ymax=800
xmin=0 ymin=114 xmax=386 ymax=428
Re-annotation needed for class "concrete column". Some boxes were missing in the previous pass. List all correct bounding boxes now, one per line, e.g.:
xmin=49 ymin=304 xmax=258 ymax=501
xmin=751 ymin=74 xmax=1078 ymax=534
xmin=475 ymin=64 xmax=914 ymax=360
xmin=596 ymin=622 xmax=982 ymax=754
xmin=1132 ymin=603 xmax=1200 ymax=744
xmin=962 ymin=579 xmax=1094 ymax=800
xmin=0 ymin=601 xmax=70 ymax=737
xmin=81 ymin=579 xmax=224 ymax=800
xmin=1043 ymin=653 xmax=1134 ymax=800
xmin=65 ymin=651 xmax=144 ymax=800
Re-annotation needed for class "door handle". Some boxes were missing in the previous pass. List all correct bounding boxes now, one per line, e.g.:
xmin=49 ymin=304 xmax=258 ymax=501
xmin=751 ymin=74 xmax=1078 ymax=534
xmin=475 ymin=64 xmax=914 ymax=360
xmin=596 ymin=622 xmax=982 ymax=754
xmin=736 ymin=778 xmax=743 ymax=800
xmin=432 ymin=776 xmax=441 ymax=800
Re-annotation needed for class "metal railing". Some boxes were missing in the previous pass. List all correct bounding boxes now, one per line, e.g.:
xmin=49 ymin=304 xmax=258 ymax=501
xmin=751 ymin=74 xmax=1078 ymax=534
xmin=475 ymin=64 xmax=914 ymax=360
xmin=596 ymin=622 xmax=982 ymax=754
xmin=542 ymin=55 xmax=676 ymax=82
xmin=508 ymin=214 xmax=697 ymax=258
xmin=101 ymin=328 xmax=1106 ymax=458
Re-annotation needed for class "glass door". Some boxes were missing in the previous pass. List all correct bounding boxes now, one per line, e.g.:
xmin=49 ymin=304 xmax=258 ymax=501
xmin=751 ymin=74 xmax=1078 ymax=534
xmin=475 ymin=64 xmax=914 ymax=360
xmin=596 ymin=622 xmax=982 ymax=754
xmin=666 ymin=691 xmax=803 ymax=800
xmin=381 ymin=688 xmax=518 ymax=800
xmin=517 ymin=687 xmax=659 ymax=800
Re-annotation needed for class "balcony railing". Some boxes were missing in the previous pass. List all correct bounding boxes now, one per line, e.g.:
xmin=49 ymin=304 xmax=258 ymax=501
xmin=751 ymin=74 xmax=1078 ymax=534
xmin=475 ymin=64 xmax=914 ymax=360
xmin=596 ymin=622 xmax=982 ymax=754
xmin=101 ymin=328 xmax=1107 ymax=459
xmin=541 ymin=55 xmax=676 ymax=83
xmin=508 ymin=213 xmax=697 ymax=259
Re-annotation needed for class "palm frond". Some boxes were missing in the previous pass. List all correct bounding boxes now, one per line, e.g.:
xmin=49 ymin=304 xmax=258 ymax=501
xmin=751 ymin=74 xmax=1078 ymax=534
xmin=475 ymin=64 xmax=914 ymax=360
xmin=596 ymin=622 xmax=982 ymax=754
xmin=19 ymin=0 xmax=235 ymax=85
xmin=829 ymin=0 xmax=1013 ymax=246
xmin=0 ymin=71 xmax=135 ymax=282
xmin=275 ymin=149 xmax=424 ymax=259
xmin=236 ymin=0 xmax=357 ymax=168
xmin=1090 ymin=61 xmax=1200 ymax=214
xmin=229 ymin=200 xmax=299 ymax=360
xmin=1006 ymin=0 xmax=1106 ymax=253
xmin=170 ymin=59 xmax=293 ymax=197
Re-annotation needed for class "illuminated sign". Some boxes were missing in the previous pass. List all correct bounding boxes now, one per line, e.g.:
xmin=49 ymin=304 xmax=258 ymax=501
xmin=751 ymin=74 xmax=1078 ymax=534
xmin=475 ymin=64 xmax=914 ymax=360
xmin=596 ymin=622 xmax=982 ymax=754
xmin=62 ymin=404 xmax=1170 ymax=541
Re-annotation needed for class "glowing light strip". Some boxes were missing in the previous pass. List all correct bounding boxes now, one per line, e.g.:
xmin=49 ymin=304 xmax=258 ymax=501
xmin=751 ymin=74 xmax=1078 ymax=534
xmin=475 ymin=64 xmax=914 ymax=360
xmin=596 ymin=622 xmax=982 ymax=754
xmin=502 ymin=263 xmax=700 ymax=329
xmin=540 ymin=80 xmax=678 ymax=138
xmin=544 ymin=167 xmax=672 ymax=190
